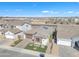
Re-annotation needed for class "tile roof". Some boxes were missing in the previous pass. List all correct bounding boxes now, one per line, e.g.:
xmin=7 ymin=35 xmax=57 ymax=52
xmin=0 ymin=28 xmax=22 ymax=34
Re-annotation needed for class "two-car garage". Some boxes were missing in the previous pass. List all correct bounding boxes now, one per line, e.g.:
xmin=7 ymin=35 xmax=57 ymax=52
xmin=57 ymin=38 xmax=71 ymax=46
xmin=57 ymin=37 xmax=79 ymax=48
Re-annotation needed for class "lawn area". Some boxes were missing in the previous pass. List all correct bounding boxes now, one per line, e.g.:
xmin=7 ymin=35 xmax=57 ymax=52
xmin=24 ymin=43 xmax=47 ymax=53
xmin=11 ymin=39 xmax=22 ymax=47
xmin=0 ymin=35 xmax=5 ymax=39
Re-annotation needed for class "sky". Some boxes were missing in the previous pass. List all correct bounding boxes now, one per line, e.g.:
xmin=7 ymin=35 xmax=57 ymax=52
xmin=0 ymin=2 xmax=79 ymax=17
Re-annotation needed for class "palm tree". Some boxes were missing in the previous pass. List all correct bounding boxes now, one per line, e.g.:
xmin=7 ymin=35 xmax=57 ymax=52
xmin=49 ymin=34 xmax=52 ymax=42
xmin=49 ymin=34 xmax=53 ymax=53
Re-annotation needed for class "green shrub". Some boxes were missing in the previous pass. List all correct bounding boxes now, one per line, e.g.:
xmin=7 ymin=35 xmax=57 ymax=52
xmin=11 ymin=39 xmax=22 ymax=47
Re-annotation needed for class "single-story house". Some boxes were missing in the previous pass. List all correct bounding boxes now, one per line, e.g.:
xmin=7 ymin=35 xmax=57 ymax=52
xmin=16 ymin=23 xmax=32 ymax=32
xmin=0 ymin=28 xmax=26 ymax=40
xmin=26 ymin=26 xmax=54 ymax=46
xmin=56 ymin=25 xmax=79 ymax=47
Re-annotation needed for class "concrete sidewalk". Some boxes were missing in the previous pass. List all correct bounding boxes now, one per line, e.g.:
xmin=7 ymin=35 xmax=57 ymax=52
xmin=52 ymin=44 xmax=59 ymax=56
xmin=46 ymin=39 xmax=59 ymax=57
xmin=46 ymin=42 xmax=52 ymax=54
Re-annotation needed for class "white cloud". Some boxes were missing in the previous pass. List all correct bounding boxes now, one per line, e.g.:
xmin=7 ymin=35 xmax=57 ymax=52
xmin=0 ymin=9 xmax=24 ymax=12
xmin=41 ymin=10 xmax=59 ymax=14
xmin=41 ymin=10 xmax=49 ymax=13
xmin=67 ymin=11 xmax=74 ymax=13
xmin=64 ymin=11 xmax=79 ymax=14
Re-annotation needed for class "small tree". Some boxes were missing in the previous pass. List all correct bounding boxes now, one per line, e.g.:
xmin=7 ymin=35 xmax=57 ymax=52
xmin=40 ymin=39 xmax=42 ymax=47
xmin=32 ymin=39 xmax=34 ymax=47
xmin=54 ymin=22 xmax=57 ymax=24
xmin=60 ymin=22 xmax=63 ymax=24
xmin=49 ymin=34 xmax=52 ymax=42
xmin=76 ymin=22 xmax=79 ymax=25
xmin=32 ymin=35 xmax=35 ymax=47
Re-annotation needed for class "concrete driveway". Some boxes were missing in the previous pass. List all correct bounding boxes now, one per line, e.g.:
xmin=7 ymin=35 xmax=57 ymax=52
xmin=0 ymin=39 xmax=14 ymax=46
xmin=59 ymin=45 xmax=79 ymax=57
xmin=15 ymin=38 xmax=32 ymax=48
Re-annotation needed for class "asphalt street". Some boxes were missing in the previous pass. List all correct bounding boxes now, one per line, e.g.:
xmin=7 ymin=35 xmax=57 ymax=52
xmin=0 ymin=48 xmax=36 ymax=57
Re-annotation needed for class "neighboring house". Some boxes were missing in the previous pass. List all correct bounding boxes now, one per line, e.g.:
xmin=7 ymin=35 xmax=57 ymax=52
xmin=0 ymin=24 xmax=5 ymax=30
xmin=0 ymin=26 xmax=3 ymax=30
xmin=16 ymin=23 xmax=32 ymax=32
xmin=71 ymin=36 xmax=79 ymax=47
xmin=56 ymin=25 xmax=79 ymax=47
xmin=74 ymin=18 xmax=79 ymax=23
xmin=0 ymin=24 xmax=16 ymax=30
xmin=0 ymin=28 xmax=26 ymax=40
xmin=5 ymin=31 xmax=15 ymax=39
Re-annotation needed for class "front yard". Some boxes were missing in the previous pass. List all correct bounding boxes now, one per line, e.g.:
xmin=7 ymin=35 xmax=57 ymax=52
xmin=0 ymin=35 xmax=5 ymax=40
xmin=11 ymin=39 xmax=22 ymax=47
xmin=24 ymin=43 xmax=47 ymax=53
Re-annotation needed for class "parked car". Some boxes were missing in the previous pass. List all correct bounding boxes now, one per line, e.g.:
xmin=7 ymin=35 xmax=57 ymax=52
xmin=39 ymin=53 xmax=45 ymax=57
xmin=75 ymin=41 xmax=79 ymax=48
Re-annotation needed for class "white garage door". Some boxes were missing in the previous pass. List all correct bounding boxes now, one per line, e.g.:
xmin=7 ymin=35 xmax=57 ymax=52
xmin=57 ymin=39 xmax=71 ymax=46
xmin=5 ymin=35 xmax=15 ymax=39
